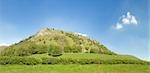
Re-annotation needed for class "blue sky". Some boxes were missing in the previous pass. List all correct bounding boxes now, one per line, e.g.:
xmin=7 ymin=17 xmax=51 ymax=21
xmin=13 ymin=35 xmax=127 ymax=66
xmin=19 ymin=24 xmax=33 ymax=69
xmin=0 ymin=0 xmax=149 ymax=61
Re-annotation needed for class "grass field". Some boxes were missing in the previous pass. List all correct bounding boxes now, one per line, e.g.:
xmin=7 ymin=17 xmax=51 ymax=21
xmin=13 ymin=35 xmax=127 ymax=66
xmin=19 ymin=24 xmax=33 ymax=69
xmin=0 ymin=64 xmax=149 ymax=73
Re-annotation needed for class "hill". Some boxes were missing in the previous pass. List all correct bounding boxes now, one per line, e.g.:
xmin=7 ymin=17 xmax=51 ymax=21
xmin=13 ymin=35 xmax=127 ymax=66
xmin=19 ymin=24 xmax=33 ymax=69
xmin=0 ymin=28 xmax=149 ymax=65
xmin=0 ymin=28 xmax=115 ymax=56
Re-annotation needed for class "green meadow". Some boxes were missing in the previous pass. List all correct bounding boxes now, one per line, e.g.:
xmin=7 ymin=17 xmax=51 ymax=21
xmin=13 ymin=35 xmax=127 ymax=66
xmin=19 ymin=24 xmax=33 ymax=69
xmin=0 ymin=64 xmax=149 ymax=73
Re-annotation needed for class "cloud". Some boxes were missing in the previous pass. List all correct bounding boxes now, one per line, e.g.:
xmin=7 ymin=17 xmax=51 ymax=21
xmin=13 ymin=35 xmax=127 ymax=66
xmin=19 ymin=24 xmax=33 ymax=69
xmin=130 ymin=16 xmax=138 ymax=24
xmin=0 ymin=43 xmax=10 ymax=46
xmin=121 ymin=12 xmax=138 ymax=25
xmin=113 ymin=12 xmax=138 ymax=30
xmin=112 ymin=23 xmax=123 ymax=30
xmin=74 ymin=32 xmax=87 ymax=37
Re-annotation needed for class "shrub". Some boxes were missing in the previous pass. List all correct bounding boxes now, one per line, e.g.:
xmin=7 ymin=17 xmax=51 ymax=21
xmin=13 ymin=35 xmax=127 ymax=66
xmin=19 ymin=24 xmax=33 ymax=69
xmin=41 ymin=57 xmax=60 ymax=64
xmin=90 ymin=48 xmax=99 ymax=53
xmin=31 ymin=44 xmax=48 ymax=54
xmin=64 ymin=46 xmax=72 ymax=53
xmin=48 ymin=42 xmax=63 ymax=57
xmin=0 ymin=56 xmax=41 ymax=65
xmin=23 ymin=57 xmax=42 ymax=65
xmin=64 ymin=45 xmax=82 ymax=53
xmin=72 ymin=45 xmax=82 ymax=53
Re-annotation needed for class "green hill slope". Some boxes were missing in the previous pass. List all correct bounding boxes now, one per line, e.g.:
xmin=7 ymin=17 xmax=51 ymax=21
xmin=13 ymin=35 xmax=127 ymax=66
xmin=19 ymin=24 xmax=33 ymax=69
xmin=0 ymin=28 xmax=115 ymax=56
xmin=0 ymin=28 xmax=149 ymax=65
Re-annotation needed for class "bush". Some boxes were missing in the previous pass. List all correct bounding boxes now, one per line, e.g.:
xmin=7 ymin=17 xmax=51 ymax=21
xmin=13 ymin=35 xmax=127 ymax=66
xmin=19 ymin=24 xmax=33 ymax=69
xmin=23 ymin=57 xmax=42 ymax=65
xmin=72 ymin=45 xmax=82 ymax=53
xmin=64 ymin=45 xmax=81 ymax=53
xmin=0 ymin=56 xmax=41 ymax=65
xmin=48 ymin=42 xmax=63 ymax=57
xmin=30 ymin=44 xmax=48 ymax=54
xmin=90 ymin=48 xmax=99 ymax=53
xmin=64 ymin=46 xmax=73 ymax=53
xmin=41 ymin=57 xmax=60 ymax=64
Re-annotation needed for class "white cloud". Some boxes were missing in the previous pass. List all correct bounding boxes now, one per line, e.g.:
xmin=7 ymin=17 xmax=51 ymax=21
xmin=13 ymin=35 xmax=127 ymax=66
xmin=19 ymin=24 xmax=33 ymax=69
xmin=121 ymin=12 xmax=138 ymax=25
xmin=130 ymin=16 xmax=138 ymax=24
xmin=127 ymin=12 xmax=131 ymax=18
xmin=0 ymin=43 xmax=10 ymax=46
xmin=113 ymin=23 xmax=123 ymax=30
xmin=113 ymin=12 xmax=138 ymax=30
xmin=74 ymin=32 xmax=87 ymax=37
xmin=122 ymin=17 xmax=130 ymax=24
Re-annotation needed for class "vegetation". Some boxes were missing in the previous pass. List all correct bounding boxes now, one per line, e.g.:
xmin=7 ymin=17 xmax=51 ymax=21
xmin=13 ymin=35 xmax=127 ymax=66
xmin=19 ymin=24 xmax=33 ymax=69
xmin=0 ymin=53 xmax=149 ymax=65
xmin=0 ymin=28 xmax=149 ymax=73
xmin=48 ymin=42 xmax=63 ymax=57
xmin=0 ymin=64 xmax=149 ymax=73
xmin=0 ymin=28 xmax=115 ymax=56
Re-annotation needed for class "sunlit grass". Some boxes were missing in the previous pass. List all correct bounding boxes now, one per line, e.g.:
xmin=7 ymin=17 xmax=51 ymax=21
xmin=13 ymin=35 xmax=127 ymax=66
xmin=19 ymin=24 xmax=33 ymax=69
xmin=0 ymin=64 xmax=149 ymax=73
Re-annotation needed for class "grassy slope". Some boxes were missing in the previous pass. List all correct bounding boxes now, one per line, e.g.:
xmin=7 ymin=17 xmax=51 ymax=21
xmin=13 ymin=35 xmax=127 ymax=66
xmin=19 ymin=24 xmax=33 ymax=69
xmin=30 ymin=53 xmax=146 ymax=64
xmin=0 ymin=64 xmax=149 ymax=73
xmin=0 ymin=53 xmax=148 ymax=65
xmin=60 ymin=53 xmax=141 ymax=60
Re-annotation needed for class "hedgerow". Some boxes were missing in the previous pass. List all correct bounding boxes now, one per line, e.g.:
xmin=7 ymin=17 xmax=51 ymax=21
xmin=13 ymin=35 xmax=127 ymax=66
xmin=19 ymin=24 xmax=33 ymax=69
xmin=0 ymin=56 xmax=42 ymax=65
xmin=0 ymin=55 xmax=149 ymax=65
